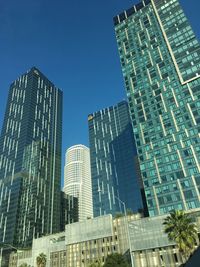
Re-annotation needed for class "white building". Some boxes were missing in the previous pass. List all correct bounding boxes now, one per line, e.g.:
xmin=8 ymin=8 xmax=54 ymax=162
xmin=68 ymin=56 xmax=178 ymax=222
xmin=63 ymin=144 xmax=93 ymax=221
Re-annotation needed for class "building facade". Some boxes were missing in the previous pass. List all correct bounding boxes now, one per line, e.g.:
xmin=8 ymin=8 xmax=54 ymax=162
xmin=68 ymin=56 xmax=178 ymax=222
xmin=9 ymin=209 xmax=200 ymax=267
xmin=9 ymin=213 xmax=141 ymax=267
xmin=0 ymin=67 xmax=62 ymax=265
xmin=114 ymin=0 xmax=200 ymax=216
xmin=64 ymin=214 xmax=133 ymax=267
xmin=9 ymin=232 xmax=66 ymax=267
xmin=88 ymin=101 xmax=144 ymax=217
xmin=63 ymin=145 xmax=93 ymax=222
xmin=60 ymin=192 xmax=78 ymax=231
xmin=129 ymin=208 xmax=200 ymax=267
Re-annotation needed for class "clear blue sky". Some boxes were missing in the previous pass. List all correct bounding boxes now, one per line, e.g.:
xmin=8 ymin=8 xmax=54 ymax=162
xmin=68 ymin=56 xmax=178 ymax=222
xmin=0 ymin=0 xmax=199 ymax=185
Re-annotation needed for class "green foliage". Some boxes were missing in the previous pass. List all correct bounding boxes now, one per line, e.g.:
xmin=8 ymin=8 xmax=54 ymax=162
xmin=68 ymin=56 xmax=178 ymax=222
xmin=115 ymin=212 xmax=124 ymax=218
xmin=163 ymin=210 xmax=198 ymax=260
xmin=19 ymin=264 xmax=30 ymax=267
xmin=104 ymin=253 xmax=130 ymax=267
xmin=88 ymin=259 xmax=102 ymax=267
xmin=126 ymin=209 xmax=134 ymax=216
xmin=36 ymin=253 xmax=47 ymax=267
xmin=115 ymin=209 xmax=134 ymax=218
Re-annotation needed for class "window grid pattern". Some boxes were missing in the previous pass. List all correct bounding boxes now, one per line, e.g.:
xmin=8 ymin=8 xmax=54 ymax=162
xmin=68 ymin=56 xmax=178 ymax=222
xmin=88 ymin=101 xmax=143 ymax=217
xmin=114 ymin=0 xmax=200 ymax=216
xmin=0 ymin=67 xmax=62 ymax=248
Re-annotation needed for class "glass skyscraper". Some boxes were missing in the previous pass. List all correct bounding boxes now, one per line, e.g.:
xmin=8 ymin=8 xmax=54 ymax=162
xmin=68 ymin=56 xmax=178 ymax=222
xmin=0 ymin=67 xmax=62 ymax=259
xmin=114 ymin=0 xmax=200 ymax=216
xmin=88 ymin=101 xmax=143 ymax=217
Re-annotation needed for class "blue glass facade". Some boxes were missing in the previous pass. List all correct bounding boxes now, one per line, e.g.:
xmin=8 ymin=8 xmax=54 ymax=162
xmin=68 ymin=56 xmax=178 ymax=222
xmin=114 ymin=0 xmax=200 ymax=216
xmin=88 ymin=101 xmax=143 ymax=217
xmin=0 ymin=67 xmax=62 ymax=253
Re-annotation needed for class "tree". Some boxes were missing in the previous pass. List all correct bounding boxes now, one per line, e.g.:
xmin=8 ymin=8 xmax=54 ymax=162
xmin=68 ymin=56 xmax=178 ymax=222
xmin=115 ymin=210 xmax=134 ymax=218
xmin=126 ymin=209 xmax=134 ymax=216
xmin=36 ymin=253 xmax=47 ymax=267
xmin=104 ymin=253 xmax=130 ymax=267
xmin=115 ymin=212 xmax=124 ymax=218
xmin=19 ymin=264 xmax=30 ymax=267
xmin=163 ymin=210 xmax=198 ymax=262
xmin=88 ymin=259 xmax=102 ymax=267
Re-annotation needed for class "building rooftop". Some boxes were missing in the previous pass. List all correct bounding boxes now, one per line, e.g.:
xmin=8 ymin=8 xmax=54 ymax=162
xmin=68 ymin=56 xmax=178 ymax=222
xmin=113 ymin=0 xmax=151 ymax=26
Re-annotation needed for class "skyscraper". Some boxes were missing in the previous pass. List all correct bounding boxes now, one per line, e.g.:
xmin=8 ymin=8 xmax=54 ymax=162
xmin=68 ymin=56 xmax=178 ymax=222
xmin=0 ymin=67 xmax=62 ymax=264
xmin=88 ymin=101 xmax=143 ymax=217
xmin=64 ymin=145 xmax=93 ymax=221
xmin=114 ymin=0 xmax=200 ymax=216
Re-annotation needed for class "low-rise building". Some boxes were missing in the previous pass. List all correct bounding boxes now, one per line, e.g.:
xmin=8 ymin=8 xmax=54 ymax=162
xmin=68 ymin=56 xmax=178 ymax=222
xmin=129 ymin=208 xmax=200 ymax=267
xmin=64 ymin=214 xmax=137 ymax=266
xmin=9 ymin=232 xmax=66 ymax=267
xmin=9 ymin=209 xmax=200 ymax=267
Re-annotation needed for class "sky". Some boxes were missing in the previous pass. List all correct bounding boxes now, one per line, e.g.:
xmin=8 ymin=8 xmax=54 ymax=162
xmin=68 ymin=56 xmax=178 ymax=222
xmin=0 ymin=0 xmax=199 ymax=185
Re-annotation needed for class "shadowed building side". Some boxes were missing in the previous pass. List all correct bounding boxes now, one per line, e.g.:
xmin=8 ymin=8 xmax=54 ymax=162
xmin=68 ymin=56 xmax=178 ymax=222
xmin=88 ymin=101 xmax=144 ymax=217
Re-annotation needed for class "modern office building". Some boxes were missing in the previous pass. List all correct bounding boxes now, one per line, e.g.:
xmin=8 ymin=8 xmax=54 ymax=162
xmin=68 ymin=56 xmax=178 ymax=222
xmin=129 ymin=208 xmax=200 ymax=267
xmin=63 ymin=145 xmax=93 ymax=222
xmin=9 ymin=213 xmax=142 ymax=267
xmin=114 ymin=0 xmax=200 ymax=216
xmin=64 ymin=214 xmax=133 ymax=267
xmin=0 ymin=67 xmax=62 ymax=265
xmin=88 ymin=101 xmax=144 ymax=217
xmin=9 ymin=209 xmax=200 ymax=267
xmin=60 ymin=192 xmax=78 ymax=231
xmin=9 ymin=232 xmax=66 ymax=267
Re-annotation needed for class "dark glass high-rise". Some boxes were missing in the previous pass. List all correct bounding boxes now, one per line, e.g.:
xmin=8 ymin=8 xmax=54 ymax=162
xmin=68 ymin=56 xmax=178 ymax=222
xmin=60 ymin=192 xmax=79 ymax=231
xmin=0 ymin=67 xmax=62 ymax=265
